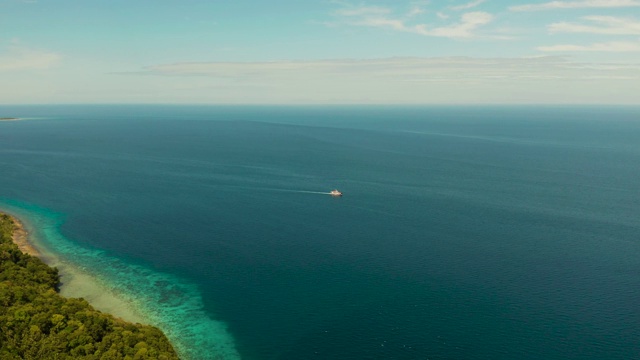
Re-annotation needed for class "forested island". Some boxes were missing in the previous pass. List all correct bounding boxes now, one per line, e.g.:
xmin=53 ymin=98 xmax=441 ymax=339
xmin=0 ymin=213 xmax=179 ymax=359
xmin=0 ymin=118 xmax=20 ymax=121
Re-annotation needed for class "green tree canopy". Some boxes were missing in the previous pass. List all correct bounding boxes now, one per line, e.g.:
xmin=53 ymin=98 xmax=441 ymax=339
xmin=0 ymin=213 xmax=179 ymax=359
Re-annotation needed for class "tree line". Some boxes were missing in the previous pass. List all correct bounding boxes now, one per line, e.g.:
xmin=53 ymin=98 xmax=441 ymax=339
xmin=0 ymin=213 xmax=179 ymax=359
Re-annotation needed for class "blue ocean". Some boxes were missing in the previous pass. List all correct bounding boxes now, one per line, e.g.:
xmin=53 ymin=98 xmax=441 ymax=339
xmin=1 ymin=105 xmax=639 ymax=359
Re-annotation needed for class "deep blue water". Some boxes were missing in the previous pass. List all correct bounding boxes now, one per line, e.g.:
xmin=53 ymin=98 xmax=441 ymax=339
xmin=1 ymin=105 xmax=639 ymax=359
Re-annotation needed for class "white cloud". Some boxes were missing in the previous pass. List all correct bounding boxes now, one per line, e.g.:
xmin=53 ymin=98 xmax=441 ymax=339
xmin=511 ymin=0 xmax=640 ymax=11
xmin=333 ymin=6 xmax=390 ymax=17
xmin=0 ymin=45 xmax=60 ymax=71
xmin=355 ymin=17 xmax=408 ymax=32
xmin=549 ymin=16 xmax=640 ymax=35
xmin=407 ymin=6 xmax=425 ymax=17
xmin=90 ymin=56 xmax=640 ymax=104
xmin=426 ymin=12 xmax=494 ymax=37
xmin=538 ymin=40 xmax=640 ymax=52
xmin=451 ymin=0 xmax=486 ymax=11
xmin=139 ymin=56 xmax=639 ymax=81
xmin=333 ymin=4 xmax=494 ymax=38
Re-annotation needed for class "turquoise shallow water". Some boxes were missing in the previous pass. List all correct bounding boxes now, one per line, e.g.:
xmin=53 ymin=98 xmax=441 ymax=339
xmin=0 ymin=200 xmax=240 ymax=360
xmin=1 ymin=105 xmax=639 ymax=359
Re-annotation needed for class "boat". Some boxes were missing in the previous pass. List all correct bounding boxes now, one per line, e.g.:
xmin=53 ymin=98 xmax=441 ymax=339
xmin=330 ymin=189 xmax=343 ymax=197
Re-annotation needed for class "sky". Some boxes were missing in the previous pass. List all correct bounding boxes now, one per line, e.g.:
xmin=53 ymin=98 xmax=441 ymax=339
xmin=1 ymin=0 xmax=639 ymax=104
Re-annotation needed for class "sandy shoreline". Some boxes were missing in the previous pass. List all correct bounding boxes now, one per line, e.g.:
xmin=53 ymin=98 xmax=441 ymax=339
xmin=2 ymin=210 xmax=147 ymax=324
xmin=0 ymin=208 xmax=240 ymax=359
xmin=9 ymin=215 xmax=41 ymax=256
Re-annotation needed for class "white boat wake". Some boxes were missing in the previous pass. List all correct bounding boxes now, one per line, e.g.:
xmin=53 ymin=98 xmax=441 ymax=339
xmin=257 ymin=188 xmax=338 ymax=196
xmin=208 ymin=184 xmax=340 ymax=196
xmin=292 ymin=190 xmax=333 ymax=195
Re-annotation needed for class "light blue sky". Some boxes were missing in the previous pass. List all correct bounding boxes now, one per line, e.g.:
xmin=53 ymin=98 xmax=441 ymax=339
xmin=1 ymin=0 xmax=639 ymax=104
